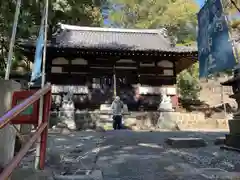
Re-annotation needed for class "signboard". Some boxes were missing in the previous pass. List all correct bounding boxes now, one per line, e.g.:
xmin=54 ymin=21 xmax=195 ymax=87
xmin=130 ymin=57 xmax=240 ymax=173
xmin=137 ymin=86 xmax=176 ymax=95
xmin=197 ymin=0 xmax=237 ymax=77
xmin=52 ymin=85 xmax=89 ymax=94
xmin=11 ymin=90 xmax=39 ymax=125
xmin=17 ymin=100 xmax=33 ymax=115
xmin=138 ymin=86 xmax=161 ymax=95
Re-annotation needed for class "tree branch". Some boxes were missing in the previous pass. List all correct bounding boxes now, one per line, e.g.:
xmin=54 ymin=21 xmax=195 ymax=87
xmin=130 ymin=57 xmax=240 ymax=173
xmin=230 ymin=0 xmax=240 ymax=13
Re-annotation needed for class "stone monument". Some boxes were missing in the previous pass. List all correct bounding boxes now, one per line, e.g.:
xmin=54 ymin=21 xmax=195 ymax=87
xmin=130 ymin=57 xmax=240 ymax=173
xmin=59 ymin=92 xmax=76 ymax=130
xmin=221 ymin=68 xmax=240 ymax=149
xmin=158 ymin=89 xmax=174 ymax=112
xmin=157 ymin=90 xmax=179 ymax=130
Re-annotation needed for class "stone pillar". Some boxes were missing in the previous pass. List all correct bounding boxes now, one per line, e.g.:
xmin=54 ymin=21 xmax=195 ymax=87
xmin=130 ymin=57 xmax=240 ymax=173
xmin=0 ymin=80 xmax=21 ymax=169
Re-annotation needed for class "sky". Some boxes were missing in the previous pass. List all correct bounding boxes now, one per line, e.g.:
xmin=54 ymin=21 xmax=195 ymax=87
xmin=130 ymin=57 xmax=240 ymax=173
xmin=196 ymin=0 xmax=205 ymax=7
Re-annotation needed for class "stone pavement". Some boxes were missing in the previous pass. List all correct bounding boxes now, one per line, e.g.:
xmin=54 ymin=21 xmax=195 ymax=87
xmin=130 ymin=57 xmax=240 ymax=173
xmin=12 ymin=130 xmax=240 ymax=179
xmin=12 ymin=131 xmax=105 ymax=180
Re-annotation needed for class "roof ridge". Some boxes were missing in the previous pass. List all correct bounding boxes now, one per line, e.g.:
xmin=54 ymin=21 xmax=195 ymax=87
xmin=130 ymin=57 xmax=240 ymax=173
xmin=59 ymin=23 xmax=162 ymax=34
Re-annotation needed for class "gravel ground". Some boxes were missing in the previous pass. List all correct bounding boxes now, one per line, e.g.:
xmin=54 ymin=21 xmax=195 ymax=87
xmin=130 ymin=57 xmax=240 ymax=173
xmin=12 ymin=130 xmax=240 ymax=180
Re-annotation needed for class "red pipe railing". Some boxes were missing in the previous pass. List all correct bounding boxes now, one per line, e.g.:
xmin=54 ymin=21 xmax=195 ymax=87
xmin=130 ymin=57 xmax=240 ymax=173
xmin=0 ymin=83 xmax=52 ymax=180
xmin=0 ymin=122 xmax=47 ymax=180
xmin=0 ymin=84 xmax=51 ymax=129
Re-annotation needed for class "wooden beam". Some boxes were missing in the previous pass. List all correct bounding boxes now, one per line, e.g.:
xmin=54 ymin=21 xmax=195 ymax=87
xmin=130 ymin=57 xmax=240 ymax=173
xmin=139 ymin=76 xmax=176 ymax=85
xmin=49 ymin=73 xmax=87 ymax=85
xmin=89 ymin=68 xmax=114 ymax=76
xmin=61 ymin=65 xmax=114 ymax=74
xmin=89 ymin=63 xmax=113 ymax=67
xmin=115 ymin=67 xmax=173 ymax=75
xmin=58 ymin=64 xmax=175 ymax=76
xmin=138 ymin=67 xmax=165 ymax=74
xmin=115 ymin=62 xmax=138 ymax=67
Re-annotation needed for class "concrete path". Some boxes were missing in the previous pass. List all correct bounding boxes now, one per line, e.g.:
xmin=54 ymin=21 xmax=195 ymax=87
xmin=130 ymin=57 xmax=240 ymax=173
xmin=12 ymin=130 xmax=240 ymax=179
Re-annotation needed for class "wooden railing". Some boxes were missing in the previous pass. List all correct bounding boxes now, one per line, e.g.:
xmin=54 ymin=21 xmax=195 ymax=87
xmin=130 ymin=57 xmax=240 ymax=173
xmin=0 ymin=84 xmax=52 ymax=180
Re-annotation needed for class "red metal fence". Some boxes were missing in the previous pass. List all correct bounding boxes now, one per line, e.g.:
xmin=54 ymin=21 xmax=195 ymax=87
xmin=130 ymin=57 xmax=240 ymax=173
xmin=0 ymin=84 xmax=51 ymax=180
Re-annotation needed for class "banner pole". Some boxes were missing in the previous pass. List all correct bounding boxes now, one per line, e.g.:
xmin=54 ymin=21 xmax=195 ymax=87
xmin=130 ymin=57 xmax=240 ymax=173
xmin=4 ymin=0 xmax=21 ymax=80
xmin=34 ymin=0 xmax=49 ymax=170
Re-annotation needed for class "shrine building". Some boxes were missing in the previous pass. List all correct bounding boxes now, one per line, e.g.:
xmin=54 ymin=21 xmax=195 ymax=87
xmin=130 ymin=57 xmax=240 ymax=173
xmin=19 ymin=24 xmax=198 ymax=110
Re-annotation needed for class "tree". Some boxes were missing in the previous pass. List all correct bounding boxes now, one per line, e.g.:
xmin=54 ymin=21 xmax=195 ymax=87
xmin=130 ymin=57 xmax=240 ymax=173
xmin=177 ymin=63 xmax=201 ymax=100
xmin=107 ymin=0 xmax=198 ymax=44
xmin=0 ymin=0 xmax=105 ymax=72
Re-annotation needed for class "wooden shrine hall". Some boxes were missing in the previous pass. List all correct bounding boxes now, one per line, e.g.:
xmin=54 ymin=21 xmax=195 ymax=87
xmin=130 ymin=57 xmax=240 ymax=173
xmin=19 ymin=24 xmax=198 ymax=110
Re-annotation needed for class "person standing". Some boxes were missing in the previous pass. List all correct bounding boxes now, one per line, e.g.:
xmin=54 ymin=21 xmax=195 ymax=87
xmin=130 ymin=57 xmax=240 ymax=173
xmin=111 ymin=96 xmax=124 ymax=130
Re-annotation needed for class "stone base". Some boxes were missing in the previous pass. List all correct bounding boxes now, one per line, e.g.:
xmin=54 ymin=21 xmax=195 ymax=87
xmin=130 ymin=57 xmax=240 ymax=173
xmin=214 ymin=137 xmax=225 ymax=145
xmin=228 ymin=120 xmax=240 ymax=134
xmin=220 ymin=145 xmax=240 ymax=152
xmin=221 ymin=119 xmax=240 ymax=151
xmin=224 ymin=134 xmax=240 ymax=149
xmin=165 ymin=138 xmax=207 ymax=148
xmin=222 ymin=119 xmax=240 ymax=150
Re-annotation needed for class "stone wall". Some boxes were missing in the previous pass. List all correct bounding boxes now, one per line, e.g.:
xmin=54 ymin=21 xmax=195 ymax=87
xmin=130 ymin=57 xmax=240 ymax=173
xmin=167 ymin=112 xmax=228 ymax=130
xmin=118 ymin=112 xmax=229 ymax=130
xmin=0 ymin=80 xmax=21 ymax=168
xmin=49 ymin=111 xmax=229 ymax=131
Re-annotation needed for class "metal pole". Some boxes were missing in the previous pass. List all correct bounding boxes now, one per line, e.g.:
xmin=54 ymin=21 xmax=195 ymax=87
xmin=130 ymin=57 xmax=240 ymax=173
xmin=5 ymin=0 xmax=21 ymax=80
xmin=221 ymin=85 xmax=227 ymax=117
xmin=35 ymin=0 xmax=49 ymax=170
xmin=113 ymin=66 xmax=116 ymax=97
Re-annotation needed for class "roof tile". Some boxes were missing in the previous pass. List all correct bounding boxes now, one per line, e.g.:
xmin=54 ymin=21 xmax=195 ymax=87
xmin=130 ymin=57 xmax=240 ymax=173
xmin=51 ymin=24 xmax=197 ymax=53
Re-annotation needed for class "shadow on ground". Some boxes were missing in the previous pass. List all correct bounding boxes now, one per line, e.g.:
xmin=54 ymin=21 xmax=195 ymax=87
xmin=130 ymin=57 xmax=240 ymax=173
xmin=11 ymin=130 xmax=240 ymax=180
xmin=95 ymin=130 xmax=240 ymax=180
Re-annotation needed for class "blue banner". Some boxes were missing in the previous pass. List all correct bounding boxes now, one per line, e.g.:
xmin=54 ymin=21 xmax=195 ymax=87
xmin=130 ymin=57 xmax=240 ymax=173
xmin=197 ymin=0 xmax=237 ymax=77
xmin=30 ymin=10 xmax=45 ymax=82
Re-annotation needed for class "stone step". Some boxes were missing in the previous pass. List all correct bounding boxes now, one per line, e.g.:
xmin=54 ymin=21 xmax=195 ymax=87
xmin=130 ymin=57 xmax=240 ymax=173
xmin=12 ymin=168 xmax=53 ymax=180
xmin=165 ymin=137 xmax=207 ymax=148
xmin=214 ymin=137 xmax=225 ymax=145
xmin=12 ymin=168 xmax=103 ymax=180
xmin=220 ymin=145 xmax=240 ymax=152
xmin=54 ymin=170 xmax=103 ymax=180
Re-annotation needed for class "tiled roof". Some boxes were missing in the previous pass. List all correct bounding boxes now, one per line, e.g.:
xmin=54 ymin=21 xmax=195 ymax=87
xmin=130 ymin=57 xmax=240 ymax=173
xmin=50 ymin=24 xmax=197 ymax=53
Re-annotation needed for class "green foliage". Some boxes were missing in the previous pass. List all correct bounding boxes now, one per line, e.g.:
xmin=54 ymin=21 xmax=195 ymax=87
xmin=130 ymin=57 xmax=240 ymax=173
xmin=107 ymin=0 xmax=198 ymax=44
xmin=0 ymin=0 xmax=105 ymax=72
xmin=223 ymin=0 xmax=240 ymax=14
xmin=177 ymin=63 xmax=201 ymax=100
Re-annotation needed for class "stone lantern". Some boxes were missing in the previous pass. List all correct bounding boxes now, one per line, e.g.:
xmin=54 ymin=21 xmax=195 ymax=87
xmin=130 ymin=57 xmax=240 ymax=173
xmin=221 ymin=68 xmax=240 ymax=149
